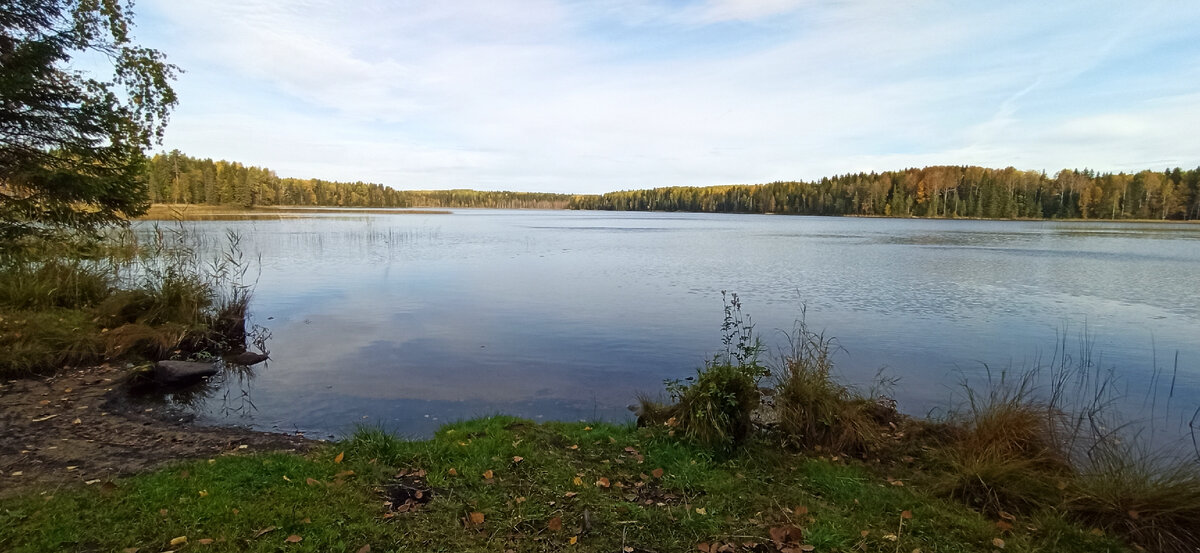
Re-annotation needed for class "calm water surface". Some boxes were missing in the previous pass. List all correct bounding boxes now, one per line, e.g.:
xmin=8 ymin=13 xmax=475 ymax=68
xmin=137 ymin=210 xmax=1200 ymax=439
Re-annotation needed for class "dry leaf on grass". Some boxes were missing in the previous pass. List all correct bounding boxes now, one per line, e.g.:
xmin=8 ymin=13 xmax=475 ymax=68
xmin=334 ymin=451 xmax=344 ymax=464
xmin=285 ymin=535 xmax=302 ymax=543
xmin=548 ymin=516 xmax=563 ymax=531
xmin=469 ymin=512 xmax=485 ymax=525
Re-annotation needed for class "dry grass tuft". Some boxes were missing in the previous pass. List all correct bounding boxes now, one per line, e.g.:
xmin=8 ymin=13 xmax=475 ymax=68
xmin=773 ymin=317 xmax=892 ymax=455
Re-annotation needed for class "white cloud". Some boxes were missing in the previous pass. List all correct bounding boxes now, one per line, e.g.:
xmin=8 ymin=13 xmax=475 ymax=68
xmin=134 ymin=0 xmax=1200 ymax=192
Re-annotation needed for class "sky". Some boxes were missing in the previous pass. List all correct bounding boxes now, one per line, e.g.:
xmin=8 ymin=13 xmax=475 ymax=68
xmin=131 ymin=0 xmax=1200 ymax=194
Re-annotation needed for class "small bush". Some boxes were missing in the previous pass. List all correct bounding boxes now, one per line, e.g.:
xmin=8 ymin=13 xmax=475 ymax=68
xmin=671 ymin=362 xmax=761 ymax=449
xmin=645 ymin=292 xmax=766 ymax=451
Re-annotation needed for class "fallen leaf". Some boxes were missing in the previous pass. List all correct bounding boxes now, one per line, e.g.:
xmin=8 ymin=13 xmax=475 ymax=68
xmin=515 ymin=496 xmax=527 ymax=503
xmin=564 ymin=491 xmax=578 ymax=498
xmin=469 ymin=511 xmax=485 ymax=525
xmin=695 ymin=507 xmax=707 ymax=515
xmin=799 ymin=546 xmax=816 ymax=552
xmin=198 ymin=539 xmax=214 ymax=545
xmin=282 ymin=475 xmax=292 ymax=482
xmin=356 ymin=546 xmax=371 ymax=553
xmin=901 ymin=510 xmax=912 ymax=519
xmin=334 ymin=451 xmax=345 ymax=464
xmin=512 ymin=456 xmax=524 ymax=464
xmin=883 ymin=533 xmax=898 ymax=542
xmin=254 ymin=526 xmax=277 ymax=538
xmin=995 ymin=520 xmax=1013 ymax=532
xmin=548 ymin=516 xmax=563 ymax=531
xmin=301 ymin=517 xmax=311 ymax=524
xmin=122 ymin=548 xmax=140 ymax=553
xmin=569 ymin=444 xmax=579 ymax=450
xmin=596 ymin=477 xmax=611 ymax=488
xmin=573 ymin=476 xmax=583 ymax=486
xmin=794 ymin=505 xmax=809 ymax=516
xmin=482 ymin=470 xmax=494 ymax=479
xmin=624 ymin=547 xmax=634 ymax=553
xmin=992 ymin=537 xmax=1006 ymax=548
xmin=651 ymin=468 xmax=664 ymax=478
xmin=285 ymin=534 xmax=302 ymax=543
xmin=72 ymin=418 xmax=81 ymax=424
xmin=170 ymin=536 xmax=187 ymax=546
xmin=305 ymin=477 xmax=320 ymax=486
xmin=860 ymin=530 xmax=870 ymax=538
xmin=770 ymin=525 xmax=804 ymax=545
xmin=997 ymin=511 xmax=1016 ymax=521
xmin=198 ymin=490 xmax=208 ymax=497
xmin=569 ymin=536 xmax=578 ymax=545
xmin=1128 ymin=510 xmax=1140 ymax=520
xmin=890 ymin=480 xmax=905 ymax=487
xmin=697 ymin=543 xmax=712 ymax=553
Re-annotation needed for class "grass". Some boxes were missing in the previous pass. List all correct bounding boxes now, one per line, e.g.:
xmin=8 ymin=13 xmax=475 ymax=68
xmin=0 ymin=417 xmax=1129 ymax=553
xmin=0 ymin=226 xmax=253 ymax=376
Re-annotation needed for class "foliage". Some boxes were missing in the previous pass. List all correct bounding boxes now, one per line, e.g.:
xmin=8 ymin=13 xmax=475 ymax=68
xmin=0 ymin=418 xmax=1127 ymax=553
xmin=0 ymin=0 xmax=178 ymax=242
xmin=569 ymin=165 xmax=1200 ymax=220
xmin=143 ymin=150 xmax=574 ymax=209
xmin=648 ymin=293 xmax=766 ymax=451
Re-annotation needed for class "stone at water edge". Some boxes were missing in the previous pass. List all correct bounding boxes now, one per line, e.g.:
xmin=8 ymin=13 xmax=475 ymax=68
xmin=224 ymin=351 xmax=269 ymax=366
xmin=152 ymin=360 xmax=218 ymax=385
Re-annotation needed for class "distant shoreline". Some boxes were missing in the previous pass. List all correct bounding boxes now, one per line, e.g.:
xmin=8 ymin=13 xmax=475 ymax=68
xmin=138 ymin=203 xmax=1200 ymax=225
xmin=138 ymin=204 xmax=452 ymax=220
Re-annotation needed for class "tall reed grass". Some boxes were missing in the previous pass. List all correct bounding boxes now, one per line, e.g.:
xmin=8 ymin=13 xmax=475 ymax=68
xmin=0 ymin=223 xmax=256 ymax=375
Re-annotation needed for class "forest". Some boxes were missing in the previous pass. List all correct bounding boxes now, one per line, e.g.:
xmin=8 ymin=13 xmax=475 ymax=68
xmin=147 ymin=152 xmax=1200 ymax=220
xmin=144 ymin=151 xmax=574 ymax=209
xmin=568 ymin=166 xmax=1200 ymax=220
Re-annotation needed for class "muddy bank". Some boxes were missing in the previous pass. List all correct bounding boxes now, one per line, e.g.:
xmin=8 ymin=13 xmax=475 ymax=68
xmin=0 ymin=364 xmax=313 ymax=498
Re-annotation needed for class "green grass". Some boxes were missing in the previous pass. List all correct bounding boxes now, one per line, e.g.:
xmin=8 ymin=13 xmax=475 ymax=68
xmin=0 ymin=417 xmax=1128 ymax=553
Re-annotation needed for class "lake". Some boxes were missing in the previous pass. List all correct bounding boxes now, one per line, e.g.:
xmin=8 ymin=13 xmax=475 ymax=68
xmin=135 ymin=210 xmax=1200 ymax=440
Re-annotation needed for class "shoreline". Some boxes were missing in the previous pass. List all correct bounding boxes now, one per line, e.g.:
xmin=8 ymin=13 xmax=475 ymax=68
xmin=138 ymin=203 xmax=1199 ymax=224
xmin=0 ymin=364 xmax=313 ymax=498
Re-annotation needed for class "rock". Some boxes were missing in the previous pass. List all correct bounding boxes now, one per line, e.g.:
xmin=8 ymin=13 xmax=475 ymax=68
xmin=225 ymin=351 xmax=269 ymax=366
xmin=152 ymin=360 xmax=218 ymax=385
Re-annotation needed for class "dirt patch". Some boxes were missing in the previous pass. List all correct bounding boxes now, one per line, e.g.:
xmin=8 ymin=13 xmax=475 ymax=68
xmin=381 ymin=468 xmax=435 ymax=515
xmin=0 ymin=364 xmax=313 ymax=498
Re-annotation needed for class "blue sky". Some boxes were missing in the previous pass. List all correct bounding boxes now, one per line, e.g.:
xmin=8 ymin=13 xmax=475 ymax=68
xmin=132 ymin=0 xmax=1200 ymax=193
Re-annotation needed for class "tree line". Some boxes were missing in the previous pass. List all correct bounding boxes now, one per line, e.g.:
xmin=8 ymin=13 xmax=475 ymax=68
xmin=145 ymin=151 xmax=574 ymax=210
xmin=147 ymin=152 xmax=1200 ymax=221
xmin=568 ymin=166 xmax=1200 ymax=220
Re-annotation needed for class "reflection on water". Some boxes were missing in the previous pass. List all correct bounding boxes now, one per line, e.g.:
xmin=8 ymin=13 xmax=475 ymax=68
xmin=132 ymin=211 xmax=1200 ymax=440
